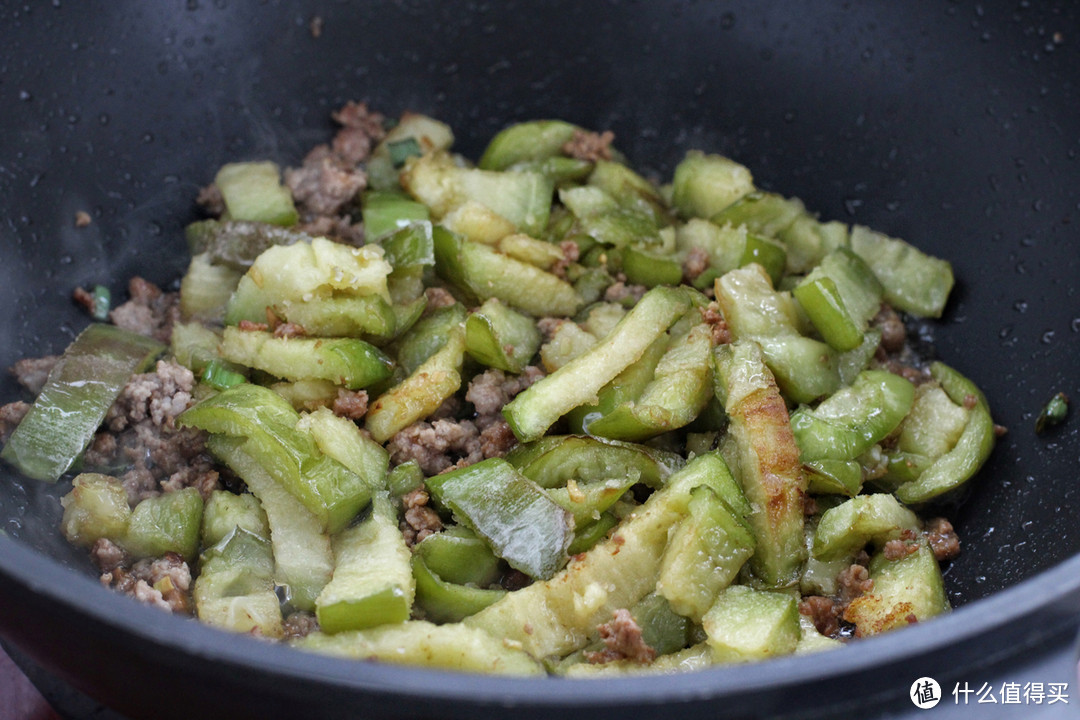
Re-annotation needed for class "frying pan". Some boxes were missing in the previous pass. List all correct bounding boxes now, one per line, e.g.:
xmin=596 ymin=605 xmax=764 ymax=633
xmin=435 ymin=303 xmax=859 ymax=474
xmin=1 ymin=1 xmax=1079 ymax=718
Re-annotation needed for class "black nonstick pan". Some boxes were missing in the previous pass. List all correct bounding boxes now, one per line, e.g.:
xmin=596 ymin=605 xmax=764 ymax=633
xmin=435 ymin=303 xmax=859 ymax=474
xmin=1 ymin=1 xmax=1079 ymax=718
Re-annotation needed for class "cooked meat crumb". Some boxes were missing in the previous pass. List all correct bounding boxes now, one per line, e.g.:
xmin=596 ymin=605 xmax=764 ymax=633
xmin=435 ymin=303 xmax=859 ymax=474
xmin=74 ymin=210 xmax=93 ymax=227
xmin=400 ymin=488 xmax=443 ymax=547
xmin=799 ymin=595 xmax=843 ymax=638
xmin=603 ymin=281 xmax=647 ymax=305
xmin=330 ymin=101 xmax=386 ymax=166
xmin=562 ymin=129 xmax=615 ymax=163
xmin=332 ymin=389 xmax=369 ymax=420
xmin=465 ymin=367 xmax=545 ymax=419
xmin=837 ymin=563 xmax=874 ymax=604
xmin=109 ymin=277 xmax=179 ymax=344
xmin=196 ymin=183 xmax=225 ymax=217
xmin=699 ymin=302 xmax=732 ymax=345
xmin=387 ymin=418 xmax=482 ymax=476
xmin=102 ymin=552 xmax=192 ymax=614
xmin=585 ymin=608 xmax=656 ymax=665
xmin=0 ymin=401 xmax=30 ymax=444
xmin=283 ymin=611 xmax=320 ymax=640
xmin=285 ymin=145 xmax=367 ymax=217
xmin=308 ymin=15 xmax=323 ymax=38
xmin=90 ymin=537 xmax=128 ymax=572
xmin=925 ymin=517 xmax=961 ymax=561
xmin=272 ymin=322 xmax=307 ymax=339
xmin=550 ymin=239 xmax=581 ymax=279
xmin=423 ymin=286 xmax=458 ymax=313
xmin=10 ymin=355 xmax=59 ymax=395
xmin=872 ymin=304 xmax=907 ymax=354
xmin=682 ymin=246 xmax=709 ymax=283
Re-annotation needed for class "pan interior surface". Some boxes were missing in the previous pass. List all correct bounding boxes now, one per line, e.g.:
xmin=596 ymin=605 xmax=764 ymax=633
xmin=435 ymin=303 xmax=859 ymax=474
xmin=0 ymin=1 xmax=1078 ymax=718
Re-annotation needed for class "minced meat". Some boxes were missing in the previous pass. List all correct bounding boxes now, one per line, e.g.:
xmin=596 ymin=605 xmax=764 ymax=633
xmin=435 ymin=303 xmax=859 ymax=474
xmin=108 ymin=277 xmax=179 ymax=344
xmin=330 ymin=101 xmax=386 ymax=166
xmin=0 ymin=401 xmax=30 ymax=445
xmin=285 ymin=145 xmax=367 ymax=218
xmin=585 ymin=608 xmax=656 ymax=665
xmin=89 ymin=360 xmax=218 ymax=505
xmin=562 ymin=129 xmax=615 ymax=163
xmin=101 ymin=552 xmax=192 ymax=614
xmin=332 ymin=389 xmax=369 ymax=420
xmin=10 ymin=355 xmax=59 ymax=395
xmin=400 ymin=488 xmax=443 ymax=547
xmin=925 ymin=517 xmax=961 ymax=561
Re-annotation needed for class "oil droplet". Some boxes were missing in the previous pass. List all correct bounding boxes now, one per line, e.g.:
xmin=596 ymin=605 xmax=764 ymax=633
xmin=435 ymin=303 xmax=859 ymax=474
xmin=98 ymin=113 xmax=110 ymax=126
xmin=1041 ymin=330 xmax=1055 ymax=344
xmin=1071 ymin=318 xmax=1080 ymax=332
xmin=19 ymin=90 xmax=32 ymax=101
xmin=999 ymin=325 xmax=1013 ymax=338
xmin=1013 ymin=300 xmax=1028 ymax=312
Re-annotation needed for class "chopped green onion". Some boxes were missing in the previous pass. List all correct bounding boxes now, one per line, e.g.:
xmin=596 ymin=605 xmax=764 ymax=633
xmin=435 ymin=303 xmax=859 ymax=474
xmin=91 ymin=285 xmax=111 ymax=321
xmin=1036 ymin=392 xmax=1069 ymax=434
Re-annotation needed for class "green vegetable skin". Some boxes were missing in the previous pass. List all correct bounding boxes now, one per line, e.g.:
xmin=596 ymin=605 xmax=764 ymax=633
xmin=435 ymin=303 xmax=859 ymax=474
xmin=1 ymin=324 xmax=164 ymax=481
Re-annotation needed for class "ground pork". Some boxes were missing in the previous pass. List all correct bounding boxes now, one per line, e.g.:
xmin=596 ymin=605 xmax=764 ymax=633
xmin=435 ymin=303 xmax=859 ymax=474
xmin=105 ymin=360 xmax=195 ymax=432
xmin=90 ymin=537 xmax=127 ymax=572
xmin=585 ymin=608 xmax=656 ymax=665
xmin=332 ymin=389 xmax=369 ymax=420
xmin=400 ymin=488 xmax=443 ymax=547
xmin=550 ymin=239 xmax=581 ymax=279
xmin=196 ymin=183 xmax=225 ymax=217
xmin=536 ymin=317 xmax=564 ymax=343
xmin=387 ymin=368 xmax=542 ymax=474
xmin=562 ymin=129 xmax=615 ymax=163
xmin=837 ymin=563 xmax=874 ymax=604
xmin=799 ymin=595 xmax=843 ymax=638
xmin=0 ymin=401 xmax=30 ymax=444
xmin=478 ymin=419 xmax=518 ymax=459
xmin=924 ymin=517 xmax=961 ymax=561
xmin=422 ymin=286 xmax=458 ymax=314
xmin=682 ymin=246 xmax=710 ymax=283
xmin=330 ymin=101 xmax=386 ymax=166
xmin=872 ymin=304 xmax=907 ymax=354
xmin=108 ymin=277 xmax=179 ymax=344
xmin=285 ymin=145 xmax=366 ymax=218
xmin=282 ymin=611 xmax=320 ymax=640
xmin=101 ymin=552 xmax=192 ymax=614
xmin=603 ymin=280 xmax=647 ymax=305
xmin=699 ymin=302 xmax=732 ymax=345
xmin=465 ymin=367 xmax=545 ymax=420
xmin=386 ymin=418 xmax=482 ymax=475
xmin=88 ymin=360 xmax=218 ymax=504
xmin=882 ymin=528 xmax=920 ymax=561
xmin=10 ymin=355 xmax=60 ymax=395
xmin=800 ymin=560 xmax=877 ymax=638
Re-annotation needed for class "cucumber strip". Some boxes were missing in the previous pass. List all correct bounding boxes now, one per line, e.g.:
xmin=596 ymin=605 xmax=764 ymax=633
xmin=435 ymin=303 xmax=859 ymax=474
xmin=220 ymin=327 xmax=394 ymax=390
xmin=503 ymin=286 xmax=692 ymax=442
xmin=365 ymin=323 xmax=466 ymax=443
xmin=208 ymin=435 xmax=334 ymax=612
xmin=315 ymin=493 xmax=414 ymax=633
xmin=714 ymin=341 xmax=806 ymax=588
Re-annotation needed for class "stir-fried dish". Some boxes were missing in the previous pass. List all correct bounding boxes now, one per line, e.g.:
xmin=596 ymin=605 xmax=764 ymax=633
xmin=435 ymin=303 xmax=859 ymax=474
xmin=0 ymin=104 xmax=997 ymax=676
